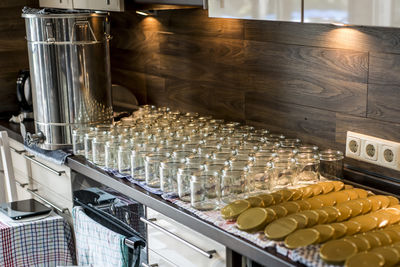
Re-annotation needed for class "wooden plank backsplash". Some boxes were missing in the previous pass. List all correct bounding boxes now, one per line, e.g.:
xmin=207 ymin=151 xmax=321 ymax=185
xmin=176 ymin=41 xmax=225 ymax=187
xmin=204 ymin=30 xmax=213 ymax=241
xmin=110 ymin=8 xmax=400 ymax=179
xmin=0 ymin=0 xmax=37 ymax=114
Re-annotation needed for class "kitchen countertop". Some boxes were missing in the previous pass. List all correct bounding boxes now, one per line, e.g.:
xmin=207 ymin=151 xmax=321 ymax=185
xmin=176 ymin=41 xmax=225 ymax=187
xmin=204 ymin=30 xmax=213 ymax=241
xmin=1 ymin=120 xmax=399 ymax=267
xmin=0 ymin=120 xmax=298 ymax=266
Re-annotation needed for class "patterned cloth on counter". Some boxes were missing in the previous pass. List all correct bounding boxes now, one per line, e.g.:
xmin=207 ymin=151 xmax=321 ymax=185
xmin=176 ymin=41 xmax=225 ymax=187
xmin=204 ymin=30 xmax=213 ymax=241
xmin=0 ymin=211 xmax=75 ymax=267
xmin=73 ymin=206 xmax=131 ymax=267
xmin=276 ymin=243 xmax=338 ymax=267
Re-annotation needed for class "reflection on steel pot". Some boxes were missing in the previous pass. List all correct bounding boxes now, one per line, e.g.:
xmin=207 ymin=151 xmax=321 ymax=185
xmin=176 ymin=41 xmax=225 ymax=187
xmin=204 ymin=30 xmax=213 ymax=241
xmin=22 ymin=9 xmax=113 ymax=150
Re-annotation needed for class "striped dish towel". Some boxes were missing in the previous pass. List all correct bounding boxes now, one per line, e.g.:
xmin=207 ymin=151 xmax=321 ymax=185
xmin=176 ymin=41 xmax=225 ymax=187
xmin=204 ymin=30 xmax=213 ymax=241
xmin=73 ymin=207 xmax=131 ymax=267
xmin=0 ymin=212 xmax=75 ymax=267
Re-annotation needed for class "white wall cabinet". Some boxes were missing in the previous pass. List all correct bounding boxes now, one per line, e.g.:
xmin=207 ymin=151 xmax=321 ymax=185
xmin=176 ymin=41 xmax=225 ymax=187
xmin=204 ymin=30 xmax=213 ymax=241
xmin=73 ymin=0 xmax=125 ymax=12
xmin=39 ymin=0 xmax=125 ymax=12
xmin=304 ymin=0 xmax=400 ymax=27
xmin=39 ymin=0 xmax=74 ymax=9
xmin=208 ymin=0 xmax=302 ymax=22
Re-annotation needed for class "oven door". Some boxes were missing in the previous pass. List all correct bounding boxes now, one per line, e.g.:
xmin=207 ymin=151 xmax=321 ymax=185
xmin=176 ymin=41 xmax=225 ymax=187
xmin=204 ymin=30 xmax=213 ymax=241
xmin=71 ymin=170 xmax=148 ymax=265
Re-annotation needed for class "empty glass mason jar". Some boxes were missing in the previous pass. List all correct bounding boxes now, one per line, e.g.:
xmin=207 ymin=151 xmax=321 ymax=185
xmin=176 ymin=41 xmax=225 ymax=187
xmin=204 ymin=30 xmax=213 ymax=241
xmin=118 ymin=140 xmax=134 ymax=175
xmin=84 ymin=131 xmax=96 ymax=162
xmin=269 ymin=157 xmax=297 ymax=190
xmin=246 ymin=164 xmax=269 ymax=193
xmin=220 ymin=169 xmax=246 ymax=204
xmin=92 ymin=132 xmax=109 ymax=167
xmin=296 ymin=145 xmax=319 ymax=154
xmin=171 ymin=150 xmax=194 ymax=163
xmin=145 ymin=153 xmax=169 ymax=188
xmin=160 ymin=160 xmax=182 ymax=193
xmin=105 ymin=139 xmax=121 ymax=169
xmin=295 ymin=153 xmax=320 ymax=184
xmin=319 ymin=150 xmax=344 ymax=179
xmin=177 ymin=167 xmax=200 ymax=202
xmin=280 ymin=138 xmax=301 ymax=148
xmin=190 ymin=174 xmax=219 ymax=210
xmin=131 ymin=149 xmax=153 ymax=181
xmin=72 ymin=128 xmax=89 ymax=156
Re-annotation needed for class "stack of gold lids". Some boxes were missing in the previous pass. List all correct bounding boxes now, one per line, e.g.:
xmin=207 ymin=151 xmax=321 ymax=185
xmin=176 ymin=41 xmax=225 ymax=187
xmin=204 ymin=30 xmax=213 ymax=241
xmin=220 ymin=180 xmax=400 ymax=265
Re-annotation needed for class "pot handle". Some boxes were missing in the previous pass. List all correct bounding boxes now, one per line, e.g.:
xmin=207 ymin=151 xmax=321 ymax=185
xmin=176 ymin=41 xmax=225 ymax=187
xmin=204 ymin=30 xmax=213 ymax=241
xmin=70 ymin=20 xmax=98 ymax=43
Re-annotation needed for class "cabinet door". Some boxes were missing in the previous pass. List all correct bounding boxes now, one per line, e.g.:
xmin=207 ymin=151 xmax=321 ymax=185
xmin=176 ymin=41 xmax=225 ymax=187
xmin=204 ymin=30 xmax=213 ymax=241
xmin=39 ymin=0 xmax=74 ymax=9
xmin=208 ymin=0 xmax=302 ymax=22
xmin=146 ymin=208 xmax=226 ymax=267
xmin=304 ymin=0 xmax=400 ymax=27
xmin=73 ymin=0 xmax=125 ymax=12
xmin=148 ymin=249 xmax=178 ymax=267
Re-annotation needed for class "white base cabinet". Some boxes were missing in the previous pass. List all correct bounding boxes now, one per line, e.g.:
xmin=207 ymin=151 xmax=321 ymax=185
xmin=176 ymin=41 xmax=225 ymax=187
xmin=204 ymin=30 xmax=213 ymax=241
xmin=147 ymin=208 xmax=226 ymax=267
xmin=8 ymin=139 xmax=73 ymax=216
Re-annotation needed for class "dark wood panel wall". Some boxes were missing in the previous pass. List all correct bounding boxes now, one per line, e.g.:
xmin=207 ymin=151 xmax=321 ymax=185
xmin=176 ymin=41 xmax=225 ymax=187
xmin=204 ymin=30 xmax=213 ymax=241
xmin=110 ymin=9 xmax=400 ymax=178
xmin=0 ymin=0 xmax=37 ymax=114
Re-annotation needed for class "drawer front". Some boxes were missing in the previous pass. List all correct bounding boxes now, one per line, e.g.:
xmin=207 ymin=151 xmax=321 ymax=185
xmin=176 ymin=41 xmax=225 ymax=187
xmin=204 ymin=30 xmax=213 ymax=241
xmin=9 ymin=139 xmax=30 ymax=180
xmin=28 ymin=179 xmax=73 ymax=213
xmin=148 ymin=249 xmax=178 ymax=267
xmin=147 ymin=209 xmax=226 ymax=267
xmin=15 ymin=182 xmax=32 ymax=201
xmin=30 ymin=160 xmax=72 ymax=201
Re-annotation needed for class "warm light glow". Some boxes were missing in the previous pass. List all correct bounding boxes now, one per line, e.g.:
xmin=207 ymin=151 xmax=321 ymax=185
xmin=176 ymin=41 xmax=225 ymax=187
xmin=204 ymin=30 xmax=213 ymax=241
xmin=325 ymin=27 xmax=368 ymax=51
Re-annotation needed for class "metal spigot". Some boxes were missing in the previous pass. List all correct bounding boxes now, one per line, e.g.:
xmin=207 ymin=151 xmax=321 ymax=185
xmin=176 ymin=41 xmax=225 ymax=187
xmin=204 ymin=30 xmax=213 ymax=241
xmin=26 ymin=131 xmax=45 ymax=146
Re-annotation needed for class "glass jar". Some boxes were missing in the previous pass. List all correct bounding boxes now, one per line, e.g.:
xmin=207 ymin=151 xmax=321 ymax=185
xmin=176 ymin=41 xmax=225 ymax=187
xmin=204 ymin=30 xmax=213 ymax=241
xmin=296 ymin=145 xmax=319 ymax=154
xmin=92 ymin=132 xmax=108 ymax=167
xmin=118 ymin=140 xmax=134 ymax=175
xmin=319 ymin=150 xmax=344 ymax=179
xmin=160 ymin=160 xmax=182 ymax=193
xmin=177 ymin=167 xmax=200 ymax=202
xmin=295 ymin=153 xmax=320 ymax=184
xmin=84 ymin=132 xmax=95 ymax=161
xmin=220 ymin=169 xmax=245 ymax=204
xmin=130 ymin=149 xmax=153 ymax=181
xmin=268 ymin=157 xmax=297 ymax=190
xmin=252 ymin=152 xmax=277 ymax=166
xmin=190 ymin=174 xmax=219 ymax=210
xmin=280 ymin=138 xmax=301 ymax=148
xmin=72 ymin=128 xmax=88 ymax=156
xmin=246 ymin=164 xmax=269 ymax=193
xmin=145 ymin=153 xmax=169 ymax=188
xmin=105 ymin=139 xmax=121 ymax=169
xmin=171 ymin=150 xmax=194 ymax=163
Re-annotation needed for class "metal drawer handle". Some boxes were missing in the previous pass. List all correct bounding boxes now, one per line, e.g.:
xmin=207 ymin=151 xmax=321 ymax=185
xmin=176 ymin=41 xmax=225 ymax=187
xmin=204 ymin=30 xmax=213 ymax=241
xmin=15 ymin=179 xmax=28 ymax=188
xmin=23 ymin=154 xmax=65 ymax=176
xmin=25 ymin=187 xmax=69 ymax=214
xmin=140 ymin=217 xmax=216 ymax=259
xmin=142 ymin=263 xmax=159 ymax=267
xmin=9 ymin=146 xmax=26 ymax=155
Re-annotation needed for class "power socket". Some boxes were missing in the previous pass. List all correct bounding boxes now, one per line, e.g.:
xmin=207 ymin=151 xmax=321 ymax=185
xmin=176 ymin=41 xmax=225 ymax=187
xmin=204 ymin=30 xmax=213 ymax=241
xmin=346 ymin=135 xmax=361 ymax=156
xmin=346 ymin=131 xmax=400 ymax=171
xmin=361 ymin=141 xmax=378 ymax=161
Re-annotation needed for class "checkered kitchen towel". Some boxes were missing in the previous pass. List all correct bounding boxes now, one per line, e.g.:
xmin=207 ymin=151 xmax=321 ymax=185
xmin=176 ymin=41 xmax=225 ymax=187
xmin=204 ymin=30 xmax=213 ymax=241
xmin=0 ymin=212 xmax=75 ymax=267
xmin=73 ymin=207 xmax=131 ymax=267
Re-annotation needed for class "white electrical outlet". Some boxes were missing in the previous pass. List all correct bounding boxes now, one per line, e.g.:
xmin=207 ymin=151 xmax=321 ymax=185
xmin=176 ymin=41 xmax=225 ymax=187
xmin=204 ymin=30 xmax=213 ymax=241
xmin=361 ymin=141 xmax=378 ymax=161
xmin=345 ymin=134 xmax=361 ymax=156
xmin=345 ymin=131 xmax=400 ymax=171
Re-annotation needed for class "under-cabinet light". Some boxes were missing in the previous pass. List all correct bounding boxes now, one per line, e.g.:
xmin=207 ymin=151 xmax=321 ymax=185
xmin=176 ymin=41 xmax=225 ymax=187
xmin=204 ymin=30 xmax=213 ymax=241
xmin=136 ymin=10 xmax=157 ymax=16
